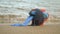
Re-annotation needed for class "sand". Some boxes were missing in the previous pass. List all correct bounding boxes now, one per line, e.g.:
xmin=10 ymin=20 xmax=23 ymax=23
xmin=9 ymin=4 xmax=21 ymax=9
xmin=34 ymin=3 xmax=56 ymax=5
xmin=0 ymin=24 xmax=60 ymax=34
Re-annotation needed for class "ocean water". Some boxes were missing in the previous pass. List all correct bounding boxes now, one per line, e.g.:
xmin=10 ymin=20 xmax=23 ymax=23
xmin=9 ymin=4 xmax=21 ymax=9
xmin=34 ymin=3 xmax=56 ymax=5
xmin=0 ymin=0 xmax=60 ymax=23
xmin=0 ymin=0 xmax=60 ymax=15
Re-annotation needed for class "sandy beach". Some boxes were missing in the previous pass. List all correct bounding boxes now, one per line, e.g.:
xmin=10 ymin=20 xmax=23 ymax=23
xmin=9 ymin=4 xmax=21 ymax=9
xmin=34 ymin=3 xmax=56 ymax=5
xmin=0 ymin=24 xmax=60 ymax=34
xmin=0 ymin=0 xmax=60 ymax=34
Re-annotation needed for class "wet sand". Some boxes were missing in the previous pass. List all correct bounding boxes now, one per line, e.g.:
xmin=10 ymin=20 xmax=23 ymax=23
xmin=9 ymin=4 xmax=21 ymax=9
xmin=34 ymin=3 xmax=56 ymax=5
xmin=0 ymin=24 xmax=60 ymax=34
